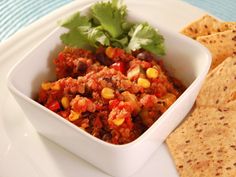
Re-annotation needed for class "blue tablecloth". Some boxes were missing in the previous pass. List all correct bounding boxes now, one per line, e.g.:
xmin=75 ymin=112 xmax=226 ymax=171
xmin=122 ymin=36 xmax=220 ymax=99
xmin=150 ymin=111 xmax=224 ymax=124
xmin=0 ymin=0 xmax=235 ymax=42
xmin=182 ymin=0 xmax=236 ymax=21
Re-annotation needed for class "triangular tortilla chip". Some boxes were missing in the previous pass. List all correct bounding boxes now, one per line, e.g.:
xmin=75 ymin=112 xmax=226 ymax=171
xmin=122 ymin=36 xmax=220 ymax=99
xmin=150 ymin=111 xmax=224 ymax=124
xmin=197 ymin=30 xmax=236 ymax=69
xmin=222 ymin=22 xmax=236 ymax=30
xmin=166 ymin=106 xmax=236 ymax=177
xmin=196 ymin=55 xmax=236 ymax=107
xmin=180 ymin=15 xmax=229 ymax=39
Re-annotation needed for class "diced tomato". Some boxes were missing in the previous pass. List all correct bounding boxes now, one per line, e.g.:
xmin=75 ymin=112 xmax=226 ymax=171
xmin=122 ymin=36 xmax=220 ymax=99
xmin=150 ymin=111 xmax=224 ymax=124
xmin=47 ymin=100 xmax=61 ymax=112
xmin=113 ymin=48 xmax=124 ymax=58
xmin=38 ymin=90 xmax=47 ymax=103
xmin=58 ymin=52 xmax=64 ymax=61
xmin=111 ymin=62 xmax=125 ymax=74
xmin=109 ymin=99 xmax=120 ymax=110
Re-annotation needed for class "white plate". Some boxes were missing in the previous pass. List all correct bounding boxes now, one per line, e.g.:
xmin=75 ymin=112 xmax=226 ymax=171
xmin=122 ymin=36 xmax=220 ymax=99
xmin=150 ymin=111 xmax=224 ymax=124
xmin=0 ymin=0 xmax=206 ymax=177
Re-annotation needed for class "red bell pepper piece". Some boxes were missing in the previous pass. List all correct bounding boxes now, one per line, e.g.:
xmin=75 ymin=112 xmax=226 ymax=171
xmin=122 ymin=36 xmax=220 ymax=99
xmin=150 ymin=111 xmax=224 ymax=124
xmin=111 ymin=62 xmax=125 ymax=74
xmin=47 ymin=100 xmax=60 ymax=112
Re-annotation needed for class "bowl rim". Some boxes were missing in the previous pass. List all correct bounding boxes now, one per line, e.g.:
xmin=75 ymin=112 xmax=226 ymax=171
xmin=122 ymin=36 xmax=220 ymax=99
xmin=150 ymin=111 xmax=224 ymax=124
xmin=6 ymin=2 xmax=212 ymax=149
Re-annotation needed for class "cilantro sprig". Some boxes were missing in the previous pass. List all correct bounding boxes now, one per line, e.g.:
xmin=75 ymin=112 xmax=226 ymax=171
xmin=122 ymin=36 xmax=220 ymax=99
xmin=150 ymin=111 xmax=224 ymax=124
xmin=59 ymin=0 xmax=165 ymax=56
xmin=127 ymin=23 xmax=165 ymax=55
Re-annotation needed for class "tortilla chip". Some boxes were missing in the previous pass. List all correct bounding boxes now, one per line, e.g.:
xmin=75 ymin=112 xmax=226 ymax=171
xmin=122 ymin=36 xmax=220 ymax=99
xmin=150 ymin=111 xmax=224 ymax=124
xmin=166 ymin=106 xmax=236 ymax=177
xmin=222 ymin=22 xmax=236 ymax=30
xmin=196 ymin=55 xmax=236 ymax=107
xmin=197 ymin=30 xmax=236 ymax=69
xmin=180 ymin=15 xmax=229 ymax=39
xmin=218 ymin=100 xmax=236 ymax=112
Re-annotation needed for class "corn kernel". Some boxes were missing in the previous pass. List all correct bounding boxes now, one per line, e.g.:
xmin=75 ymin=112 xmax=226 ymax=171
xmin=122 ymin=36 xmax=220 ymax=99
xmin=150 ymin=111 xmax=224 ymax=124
xmin=68 ymin=110 xmax=80 ymax=121
xmin=137 ymin=78 xmax=150 ymax=88
xmin=101 ymin=87 xmax=115 ymax=99
xmin=61 ymin=96 xmax=70 ymax=109
xmin=146 ymin=68 xmax=159 ymax=79
xmin=41 ymin=82 xmax=51 ymax=90
xmin=51 ymin=83 xmax=60 ymax=90
xmin=105 ymin=47 xmax=115 ymax=58
xmin=113 ymin=117 xmax=125 ymax=126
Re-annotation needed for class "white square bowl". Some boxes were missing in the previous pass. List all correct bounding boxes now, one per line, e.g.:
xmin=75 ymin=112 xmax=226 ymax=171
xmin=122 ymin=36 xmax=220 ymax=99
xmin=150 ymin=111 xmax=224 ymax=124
xmin=7 ymin=4 xmax=211 ymax=177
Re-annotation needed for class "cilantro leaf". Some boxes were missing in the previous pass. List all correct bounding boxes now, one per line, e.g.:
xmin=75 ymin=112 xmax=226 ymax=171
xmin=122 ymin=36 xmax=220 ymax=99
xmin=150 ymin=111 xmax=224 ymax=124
xmin=61 ymin=27 xmax=110 ymax=48
xmin=86 ymin=26 xmax=110 ymax=47
xmin=143 ymin=41 xmax=165 ymax=56
xmin=60 ymin=29 xmax=89 ymax=48
xmin=59 ymin=12 xmax=91 ymax=30
xmin=91 ymin=0 xmax=126 ymax=38
xmin=110 ymin=37 xmax=128 ymax=48
xmin=59 ymin=12 xmax=110 ymax=48
xmin=127 ymin=23 xmax=165 ymax=56
xmin=59 ymin=12 xmax=92 ymax=48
